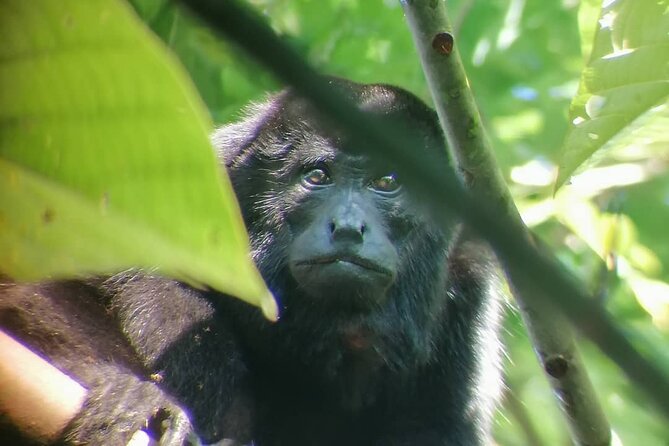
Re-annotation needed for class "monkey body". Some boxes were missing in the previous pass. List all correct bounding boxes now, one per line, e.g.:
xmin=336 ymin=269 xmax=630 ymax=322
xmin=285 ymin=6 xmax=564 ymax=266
xmin=1 ymin=79 xmax=502 ymax=445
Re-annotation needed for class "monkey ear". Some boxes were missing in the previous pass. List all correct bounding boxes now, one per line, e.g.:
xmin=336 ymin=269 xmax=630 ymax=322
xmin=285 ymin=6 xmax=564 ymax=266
xmin=211 ymin=97 xmax=278 ymax=167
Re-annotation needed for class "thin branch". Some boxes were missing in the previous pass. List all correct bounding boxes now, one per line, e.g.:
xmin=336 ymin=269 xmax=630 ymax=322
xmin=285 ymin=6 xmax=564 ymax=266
xmin=400 ymin=1 xmax=611 ymax=444
xmin=178 ymin=0 xmax=669 ymax=422
xmin=0 ymin=330 xmax=86 ymax=442
xmin=502 ymin=381 xmax=547 ymax=446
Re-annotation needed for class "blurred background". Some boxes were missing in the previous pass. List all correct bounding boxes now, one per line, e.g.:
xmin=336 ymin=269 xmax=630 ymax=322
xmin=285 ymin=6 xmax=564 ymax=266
xmin=128 ymin=0 xmax=669 ymax=443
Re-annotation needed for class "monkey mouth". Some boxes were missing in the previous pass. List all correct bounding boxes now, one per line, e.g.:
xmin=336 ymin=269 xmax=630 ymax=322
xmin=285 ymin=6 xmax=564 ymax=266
xmin=296 ymin=254 xmax=393 ymax=277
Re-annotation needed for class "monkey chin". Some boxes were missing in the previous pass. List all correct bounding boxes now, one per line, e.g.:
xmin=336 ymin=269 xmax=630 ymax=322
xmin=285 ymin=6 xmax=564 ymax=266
xmin=289 ymin=256 xmax=395 ymax=311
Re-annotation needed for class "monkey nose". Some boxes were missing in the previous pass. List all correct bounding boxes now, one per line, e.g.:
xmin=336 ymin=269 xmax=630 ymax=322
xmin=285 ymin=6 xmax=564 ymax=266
xmin=329 ymin=217 xmax=366 ymax=244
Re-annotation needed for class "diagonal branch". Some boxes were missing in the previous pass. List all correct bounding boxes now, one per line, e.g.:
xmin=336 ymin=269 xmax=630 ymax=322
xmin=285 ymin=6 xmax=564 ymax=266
xmin=400 ymin=1 xmax=611 ymax=444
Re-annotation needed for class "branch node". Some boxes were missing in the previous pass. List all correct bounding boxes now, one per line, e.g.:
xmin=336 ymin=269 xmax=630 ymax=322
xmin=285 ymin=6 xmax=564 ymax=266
xmin=431 ymin=32 xmax=454 ymax=55
xmin=545 ymin=355 xmax=570 ymax=379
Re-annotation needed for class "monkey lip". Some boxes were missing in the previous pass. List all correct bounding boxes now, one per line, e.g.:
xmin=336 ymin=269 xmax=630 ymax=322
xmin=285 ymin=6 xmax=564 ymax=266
xmin=296 ymin=254 xmax=393 ymax=277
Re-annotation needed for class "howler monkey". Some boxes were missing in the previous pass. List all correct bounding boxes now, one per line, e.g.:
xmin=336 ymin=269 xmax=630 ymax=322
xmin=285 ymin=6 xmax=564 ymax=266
xmin=0 ymin=78 xmax=502 ymax=445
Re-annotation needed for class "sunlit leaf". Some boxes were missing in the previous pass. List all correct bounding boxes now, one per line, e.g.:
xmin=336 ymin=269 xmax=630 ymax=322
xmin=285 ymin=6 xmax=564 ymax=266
xmin=600 ymin=213 xmax=635 ymax=256
xmin=556 ymin=0 xmax=669 ymax=189
xmin=577 ymin=0 xmax=601 ymax=63
xmin=629 ymin=276 xmax=669 ymax=330
xmin=627 ymin=245 xmax=662 ymax=277
xmin=0 ymin=0 xmax=275 ymax=318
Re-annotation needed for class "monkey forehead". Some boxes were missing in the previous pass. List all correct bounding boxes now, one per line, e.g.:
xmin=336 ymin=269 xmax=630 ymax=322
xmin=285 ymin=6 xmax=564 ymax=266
xmin=283 ymin=135 xmax=377 ymax=173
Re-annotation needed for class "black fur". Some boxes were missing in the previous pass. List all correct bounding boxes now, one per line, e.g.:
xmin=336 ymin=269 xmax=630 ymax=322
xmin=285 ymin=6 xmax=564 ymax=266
xmin=0 ymin=79 xmax=502 ymax=445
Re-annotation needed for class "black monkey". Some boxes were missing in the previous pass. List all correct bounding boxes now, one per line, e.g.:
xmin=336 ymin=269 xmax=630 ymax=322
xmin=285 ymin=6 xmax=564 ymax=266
xmin=0 ymin=78 xmax=502 ymax=445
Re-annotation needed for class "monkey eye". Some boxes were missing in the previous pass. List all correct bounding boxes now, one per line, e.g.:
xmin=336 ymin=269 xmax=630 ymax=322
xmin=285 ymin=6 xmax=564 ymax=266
xmin=370 ymin=174 xmax=401 ymax=194
xmin=302 ymin=167 xmax=332 ymax=187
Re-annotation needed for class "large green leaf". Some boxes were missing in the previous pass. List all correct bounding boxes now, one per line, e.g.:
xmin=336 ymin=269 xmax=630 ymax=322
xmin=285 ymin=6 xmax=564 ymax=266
xmin=0 ymin=0 xmax=276 ymax=318
xmin=556 ymin=0 xmax=669 ymax=189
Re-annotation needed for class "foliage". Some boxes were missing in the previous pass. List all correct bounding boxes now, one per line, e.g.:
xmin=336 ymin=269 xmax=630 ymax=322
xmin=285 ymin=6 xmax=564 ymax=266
xmin=2 ymin=0 xmax=667 ymax=443
xmin=557 ymin=0 xmax=669 ymax=188
xmin=130 ymin=0 xmax=669 ymax=443
xmin=0 ymin=0 xmax=273 ymax=315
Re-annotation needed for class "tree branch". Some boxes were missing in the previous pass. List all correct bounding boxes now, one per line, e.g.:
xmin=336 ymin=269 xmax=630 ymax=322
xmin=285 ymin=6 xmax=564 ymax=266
xmin=0 ymin=330 xmax=86 ymax=442
xmin=400 ymin=1 xmax=611 ymax=444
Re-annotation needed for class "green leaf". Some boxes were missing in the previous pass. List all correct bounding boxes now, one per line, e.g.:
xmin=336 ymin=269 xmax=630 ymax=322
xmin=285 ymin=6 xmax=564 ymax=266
xmin=578 ymin=0 xmax=601 ymax=63
xmin=0 ymin=0 xmax=276 ymax=319
xmin=556 ymin=0 xmax=669 ymax=190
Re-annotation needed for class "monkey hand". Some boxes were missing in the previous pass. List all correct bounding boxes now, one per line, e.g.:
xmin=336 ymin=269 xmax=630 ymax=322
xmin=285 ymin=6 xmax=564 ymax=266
xmin=57 ymin=365 xmax=198 ymax=445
